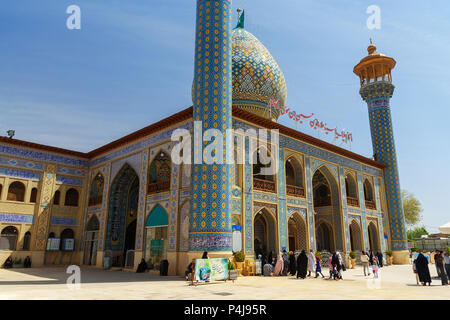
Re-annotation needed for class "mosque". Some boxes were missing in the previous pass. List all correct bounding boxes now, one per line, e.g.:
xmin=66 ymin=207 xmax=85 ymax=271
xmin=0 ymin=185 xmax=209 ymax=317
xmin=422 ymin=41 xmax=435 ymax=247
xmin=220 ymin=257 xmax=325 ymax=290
xmin=0 ymin=1 xmax=409 ymax=275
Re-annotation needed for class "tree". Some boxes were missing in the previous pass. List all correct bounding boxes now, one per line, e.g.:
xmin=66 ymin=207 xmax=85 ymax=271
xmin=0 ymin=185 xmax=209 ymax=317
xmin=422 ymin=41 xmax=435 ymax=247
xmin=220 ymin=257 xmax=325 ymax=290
xmin=402 ymin=190 xmax=423 ymax=227
xmin=407 ymin=227 xmax=428 ymax=241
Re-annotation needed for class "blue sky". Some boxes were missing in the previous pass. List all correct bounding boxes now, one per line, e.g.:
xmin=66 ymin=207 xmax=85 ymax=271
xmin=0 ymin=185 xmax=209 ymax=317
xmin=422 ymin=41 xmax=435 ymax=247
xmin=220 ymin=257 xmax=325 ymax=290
xmin=0 ymin=0 xmax=448 ymax=233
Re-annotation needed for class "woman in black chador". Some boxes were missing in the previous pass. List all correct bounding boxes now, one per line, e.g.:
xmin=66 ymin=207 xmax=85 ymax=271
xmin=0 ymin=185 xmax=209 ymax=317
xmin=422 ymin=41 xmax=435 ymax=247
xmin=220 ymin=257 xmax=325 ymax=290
xmin=415 ymin=253 xmax=431 ymax=286
xmin=289 ymin=251 xmax=297 ymax=276
xmin=296 ymin=250 xmax=308 ymax=279
xmin=136 ymin=259 xmax=147 ymax=273
xmin=268 ymin=251 xmax=273 ymax=266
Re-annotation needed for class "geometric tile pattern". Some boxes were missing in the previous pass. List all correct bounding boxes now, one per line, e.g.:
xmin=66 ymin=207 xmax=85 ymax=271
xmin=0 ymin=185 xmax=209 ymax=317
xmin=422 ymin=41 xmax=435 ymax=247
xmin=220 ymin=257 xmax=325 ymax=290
xmin=232 ymin=20 xmax=287 ymax=113
xmin=362 ymin=82 xmax=408 ymax=251
xmin=189 ymin=0 xmax=233 ymax=251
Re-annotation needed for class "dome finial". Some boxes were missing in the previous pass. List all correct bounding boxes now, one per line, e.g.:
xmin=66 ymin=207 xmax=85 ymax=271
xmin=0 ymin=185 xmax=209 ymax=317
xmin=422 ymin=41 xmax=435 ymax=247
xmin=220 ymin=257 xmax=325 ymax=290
xmin=235 ymin=9 xmax=245 ymax=29
xmin=368 ymin=38 xmax=377 ymax=54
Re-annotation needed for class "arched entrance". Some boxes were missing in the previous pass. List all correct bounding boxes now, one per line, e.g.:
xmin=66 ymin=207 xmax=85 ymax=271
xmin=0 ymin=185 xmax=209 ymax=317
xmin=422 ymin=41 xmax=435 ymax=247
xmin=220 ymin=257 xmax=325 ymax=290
xmin=316 ymin=221 xmax=334 ymax=252
xmin=83 ymin=215 xmax=99 ymax=265
xmin=349 ymin=219 xmax=362 ymax=252
xmin=368 ymin=222 xmax=380 ymax=252
xmin=253 ymin=208 xmax=277 ymax=257
xmin=105 ymin=163 xmax=139 ymax=267
xmin=312 ymin=166 xmax=344 ymax=252
xmin=288 ymin=212 xmax=308 ymax=252
xmin=144 ymin=204 xmax=169 ymax=269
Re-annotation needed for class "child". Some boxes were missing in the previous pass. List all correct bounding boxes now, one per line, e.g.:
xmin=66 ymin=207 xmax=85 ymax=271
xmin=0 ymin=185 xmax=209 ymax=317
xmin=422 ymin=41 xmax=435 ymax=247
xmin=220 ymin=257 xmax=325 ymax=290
xmin=315 ymin=256 xmax=324 ymax=278
xmin=328 ymin=256 xmax=334 ymax=279
xmin=372 ymin=257 xmax=379 ymax=279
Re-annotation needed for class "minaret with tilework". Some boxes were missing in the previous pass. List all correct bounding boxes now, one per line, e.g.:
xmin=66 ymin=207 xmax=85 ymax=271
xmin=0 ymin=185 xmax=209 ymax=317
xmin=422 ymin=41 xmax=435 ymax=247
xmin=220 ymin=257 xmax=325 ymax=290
xmin=189 ymin=0 xmax=233 ymax=254
xmin=353 ymin=41 xmax=409 ymax=264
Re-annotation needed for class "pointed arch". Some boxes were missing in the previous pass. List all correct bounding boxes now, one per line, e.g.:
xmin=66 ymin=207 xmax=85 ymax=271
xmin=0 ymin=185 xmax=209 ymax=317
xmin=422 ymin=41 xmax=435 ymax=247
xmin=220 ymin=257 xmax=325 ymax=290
xmin=368 ymin=221 xmax=380 ymax=252
xmin=349 ymin=219 xmax=363 ymax=251
xmin=345 ymin=173 xmax=358 ymax=202
xmin=144 ymin=204 xmax=169 ymax=266
xmin=285 ymin=155 xmax=305 ymax=198
xmin=148 ymin=150 xmax=171 ymax=194
xmin=86 ymin=215 xmax=100 ymax=231
xmin=105 ymin=163 xmax=139 ymax=261
xmin=288 ymin=211 xmax=308 ymax=252
xmin=54 ymin=190 xmax=61 ymax=205
xmin=363 ymin=178 xmax=376 ymax=210
xmin=253 ymin=207 xmax=277 ymax=254
xmin=315 ymin=219 xmax=334 ymax=252
xmin=252 ymin=145 xmax=276 ymax=192
xmin=177 ymin=200 xmax=190 ymax=252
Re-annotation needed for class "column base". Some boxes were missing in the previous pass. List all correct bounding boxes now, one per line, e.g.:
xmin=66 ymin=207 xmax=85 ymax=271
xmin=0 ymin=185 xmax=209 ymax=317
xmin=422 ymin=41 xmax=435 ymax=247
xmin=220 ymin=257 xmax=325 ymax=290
xmin=392 ymin=250 xmax=410 ymax=265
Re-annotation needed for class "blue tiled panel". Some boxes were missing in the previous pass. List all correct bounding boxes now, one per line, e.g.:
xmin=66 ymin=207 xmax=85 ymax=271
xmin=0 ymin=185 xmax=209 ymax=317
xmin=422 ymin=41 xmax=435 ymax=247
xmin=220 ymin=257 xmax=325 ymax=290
xmin=0 ymin=144 xmax=88 ymax=167
xmin=56 ymin=175 xmax=83 ymax=186
xmin=51 ymin=217 xmax=78 ymax=226
xmin=0 ymin=167 xmax=41 ymax=180
xmin=0 ymin=213 xmax=34 ymax=224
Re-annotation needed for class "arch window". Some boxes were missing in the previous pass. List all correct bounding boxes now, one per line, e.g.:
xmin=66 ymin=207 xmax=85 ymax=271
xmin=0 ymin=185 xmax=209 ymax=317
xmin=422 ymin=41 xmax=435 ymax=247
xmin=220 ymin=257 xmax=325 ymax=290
xmin=252 ymin=147 xmax=276 ymax=193
xmin=0 ymin=226 xmax=19 ymax=250
xmin=148 ymin=152 xmax=171 ymax=194
xmin=64 ymin=188 xmax=79 ymax=207
xmin=0 ymin=184 xmax=2 ymax=198
xmin=363 ymin=179 xmax=376 ymax=210
xmin=60 ymin=228 xmax=75 ymax=251
xmin=23 ymin=231 xmax=31 ymax=250
xmin=7 ymin=181 xmax=25 ymax=202
xmin=30 ymin=188 xmax=38 ymax=203
xmin=54 ymin=190 xmax=61 ymax=205
xmin=88 ymin=173 xmax=104 ymax=206
xmin=345 ymin=174 xmax=359 ymax=207
xmin=285 ymin=157 xmax=305 ymax=197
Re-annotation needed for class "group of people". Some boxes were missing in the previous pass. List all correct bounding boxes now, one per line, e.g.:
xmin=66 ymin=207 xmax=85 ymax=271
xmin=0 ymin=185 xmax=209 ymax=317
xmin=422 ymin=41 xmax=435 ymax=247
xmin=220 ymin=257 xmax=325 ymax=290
xmin=413 ymin=250 xmax=449 ymax=286
xmin=360 ymin=251 xmax=383 ymax=278
xmin=2 ymin=256 xmax=32 ymax=268
xmin=262 ymin=250 xmax=344 ymax=280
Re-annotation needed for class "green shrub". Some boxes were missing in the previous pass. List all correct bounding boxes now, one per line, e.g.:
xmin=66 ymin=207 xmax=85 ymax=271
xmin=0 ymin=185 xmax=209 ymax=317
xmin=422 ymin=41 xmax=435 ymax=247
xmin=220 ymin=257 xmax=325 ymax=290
xmin=422 ymin=250 xmax=427 ymax=253
xmin=349 ymin=251 xmax=356 ymax=259
xmin=411 ymin=247 xmax=417 ymax=252
xmin=446 ymin=246 xmax=450 ymax=255
xmin=386 ymin=250 xmax=393 ymax=257
xmin=228 ymin=261 xmax=236 ymax=270
xmin=315 ymin=251 xmax=322 ymax=259
xmin=13 ymin=258 xmax=22 ymax=265
xmin=233 ymin=251 xmax=245 ymax=262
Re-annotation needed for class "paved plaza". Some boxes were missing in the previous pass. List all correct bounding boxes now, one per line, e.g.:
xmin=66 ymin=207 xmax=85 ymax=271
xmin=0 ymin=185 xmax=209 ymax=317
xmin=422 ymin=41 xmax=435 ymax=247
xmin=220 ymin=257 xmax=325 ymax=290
xmin=0 ymin=264 xmax=448 ymax=300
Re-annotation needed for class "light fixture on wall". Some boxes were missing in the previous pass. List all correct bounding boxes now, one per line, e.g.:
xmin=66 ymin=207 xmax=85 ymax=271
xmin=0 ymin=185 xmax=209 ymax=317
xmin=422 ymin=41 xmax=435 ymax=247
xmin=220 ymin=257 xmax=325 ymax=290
xmin=6 ymin=130 xmax=15 ymax=139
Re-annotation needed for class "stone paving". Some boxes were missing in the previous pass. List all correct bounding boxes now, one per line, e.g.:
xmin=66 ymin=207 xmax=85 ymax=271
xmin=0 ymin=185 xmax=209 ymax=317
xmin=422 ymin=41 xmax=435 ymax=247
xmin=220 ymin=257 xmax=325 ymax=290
xmin=0 ymin=264 xmax=449 ymax=300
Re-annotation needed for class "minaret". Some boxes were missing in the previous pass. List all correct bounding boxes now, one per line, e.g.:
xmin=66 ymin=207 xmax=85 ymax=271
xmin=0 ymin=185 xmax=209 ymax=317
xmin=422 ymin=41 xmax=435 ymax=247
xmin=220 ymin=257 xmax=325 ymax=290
xmin=189 ymin=0 xmax=233 ymax=255
xmin=353 ymin=41 xmax=409 ymax=264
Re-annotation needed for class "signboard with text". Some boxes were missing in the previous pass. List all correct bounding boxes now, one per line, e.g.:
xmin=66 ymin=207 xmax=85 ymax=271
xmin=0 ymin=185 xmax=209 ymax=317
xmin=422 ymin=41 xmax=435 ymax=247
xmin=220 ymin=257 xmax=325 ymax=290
xmin=194 ymin=258 xmax=228 ymax=282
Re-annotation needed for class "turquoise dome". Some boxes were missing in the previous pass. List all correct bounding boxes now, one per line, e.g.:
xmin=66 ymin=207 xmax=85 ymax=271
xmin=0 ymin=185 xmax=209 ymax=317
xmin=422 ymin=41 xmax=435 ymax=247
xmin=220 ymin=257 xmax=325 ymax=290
xmin=231 ymin=12 xmax=287 ymax=121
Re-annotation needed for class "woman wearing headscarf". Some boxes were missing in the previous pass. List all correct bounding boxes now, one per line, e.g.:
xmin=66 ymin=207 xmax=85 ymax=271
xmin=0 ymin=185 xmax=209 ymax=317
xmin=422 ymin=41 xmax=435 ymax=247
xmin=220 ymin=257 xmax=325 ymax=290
xmin=296 ymin=250 xmax=308 ymax=279
xmin=435 ymin=251 xmax=448 ymax=286
xmin=263 ymin=262 xmax=273 ymax=276
xmin=307 ymin=250 xmax=316 ymax=277
xmin=289 ymin=251 xmax=297 ymax=276
xmin=415 ymin=252 xmax=431 ymax=286
xmin=282 ymin=251 xmax=289 ymax=276
xmin=202 ymin=251 xmax=208 ymax=259
xmin=331 ymin=252 xmax=341 ymax=280
xmin=336 ymin=251 xmax=344 ymax=280
xmin=273 ymin=252 xmax=284 ymax=276
xmin=136 ymin=258 xmax=147 ymax=273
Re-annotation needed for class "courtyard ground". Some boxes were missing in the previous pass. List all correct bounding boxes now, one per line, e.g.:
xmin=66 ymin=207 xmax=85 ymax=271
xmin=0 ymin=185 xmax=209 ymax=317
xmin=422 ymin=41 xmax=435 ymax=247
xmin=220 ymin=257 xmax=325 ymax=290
xmin=0 ymin=264 xmax=448 ymax=300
